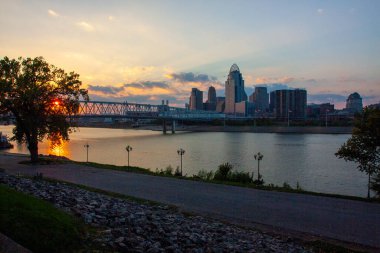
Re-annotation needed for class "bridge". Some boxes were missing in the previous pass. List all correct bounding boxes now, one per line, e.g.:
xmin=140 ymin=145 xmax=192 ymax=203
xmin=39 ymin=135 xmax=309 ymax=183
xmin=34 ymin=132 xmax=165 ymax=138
xmin=76 ymin=101 xmax=225 ymax=133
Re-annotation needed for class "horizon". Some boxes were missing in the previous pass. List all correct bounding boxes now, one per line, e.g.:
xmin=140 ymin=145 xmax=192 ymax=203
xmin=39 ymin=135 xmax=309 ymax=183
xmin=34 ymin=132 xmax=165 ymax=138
xmin=1 ymin=0 xmax=379 ymax=109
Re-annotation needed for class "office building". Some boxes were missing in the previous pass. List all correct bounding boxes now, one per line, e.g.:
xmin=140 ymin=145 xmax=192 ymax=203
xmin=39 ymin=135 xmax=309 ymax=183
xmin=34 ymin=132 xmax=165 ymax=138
xmin=204 ymin=86 xmax=217 ymax=111
xmin=346 ymin=92 xmax=363 ymax=113
xmin=189 ymin=88 xmax=203 ymax=110
xmin=216 ymin=97 xmax=225 ymax=113
xmin=249 ymin=86 xmax=269 ymax=112
xmin=225 ymin=64 xmax=247 ymax=114
xmin=270 ymin=89 xmax=307 ymax=120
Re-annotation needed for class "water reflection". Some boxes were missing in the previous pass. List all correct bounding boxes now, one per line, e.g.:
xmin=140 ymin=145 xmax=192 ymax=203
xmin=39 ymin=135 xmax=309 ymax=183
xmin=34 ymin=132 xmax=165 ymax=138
xmin=48 ymin=139 xmax=69 ymax=158
xmin=0 ymin=125 xmax=366 ymax=197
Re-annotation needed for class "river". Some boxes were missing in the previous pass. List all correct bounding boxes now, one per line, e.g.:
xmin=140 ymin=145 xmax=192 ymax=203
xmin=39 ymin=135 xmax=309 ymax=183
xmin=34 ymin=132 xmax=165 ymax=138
xmin=0 ymin=125 xmax=366 ymax=197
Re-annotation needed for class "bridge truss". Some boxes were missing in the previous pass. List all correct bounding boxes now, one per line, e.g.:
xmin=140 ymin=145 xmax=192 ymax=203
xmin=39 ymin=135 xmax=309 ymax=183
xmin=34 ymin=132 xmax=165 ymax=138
xmin=77 ymin=101 xmax=225 ymax=120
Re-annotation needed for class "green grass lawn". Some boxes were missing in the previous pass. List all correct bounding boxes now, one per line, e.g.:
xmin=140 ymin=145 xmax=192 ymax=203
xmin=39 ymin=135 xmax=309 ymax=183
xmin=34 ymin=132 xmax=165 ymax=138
xmin=0 ymin=184 xmax=86 ymax=253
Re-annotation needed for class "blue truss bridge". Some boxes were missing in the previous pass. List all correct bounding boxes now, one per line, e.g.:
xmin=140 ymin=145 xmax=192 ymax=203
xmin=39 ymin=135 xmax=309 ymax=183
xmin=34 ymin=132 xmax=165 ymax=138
xmin=76 ymin=101 xmax=225 ymax=133
xmin=77 ymin=101 xmax=224 ymax=120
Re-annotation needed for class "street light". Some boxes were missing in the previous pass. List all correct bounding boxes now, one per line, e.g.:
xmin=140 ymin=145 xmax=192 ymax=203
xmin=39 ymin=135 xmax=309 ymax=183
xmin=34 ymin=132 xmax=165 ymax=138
xmin=84 ymin=143 xmax=89 ymax=162
xmin=254 ymin=152 xmax=264 ymax=182
xmin=126 ymin=145 xmax=132 ymax=167
xmin=177 ymin=148 xmax=185 ymax=176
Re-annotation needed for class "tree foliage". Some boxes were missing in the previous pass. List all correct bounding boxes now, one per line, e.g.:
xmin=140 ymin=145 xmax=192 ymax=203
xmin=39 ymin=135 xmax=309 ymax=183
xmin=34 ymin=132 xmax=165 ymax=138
xmin=0 ymin=56 xmax=88 ymax=162
xmin=335 ymin=107 xmax=380 ymax=198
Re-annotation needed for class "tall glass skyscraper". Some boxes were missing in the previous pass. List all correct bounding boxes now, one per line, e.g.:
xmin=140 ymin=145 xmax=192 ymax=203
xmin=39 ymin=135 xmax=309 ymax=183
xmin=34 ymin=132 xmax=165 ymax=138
xmin=189 ymin=88 xmax=203 ymax=110
xmin=225 ymin=64 xmax=247 ymax=114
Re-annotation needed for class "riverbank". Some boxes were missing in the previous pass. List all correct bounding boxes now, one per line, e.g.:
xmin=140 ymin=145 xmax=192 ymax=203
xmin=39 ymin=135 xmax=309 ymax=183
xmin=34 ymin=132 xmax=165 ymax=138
xmin=1 ymin=172 xmax=313 ymax=253
xmin=1 ymin=153 xmax=379 ymax=250
xmin=174 ymin=125 xmax=353 ymax=134
xmin=77 ymin=123 xmax=353 ymax=134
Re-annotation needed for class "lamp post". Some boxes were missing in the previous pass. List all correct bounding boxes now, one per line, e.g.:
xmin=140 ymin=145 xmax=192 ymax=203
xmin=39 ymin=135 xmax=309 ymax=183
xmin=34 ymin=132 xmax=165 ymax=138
xmin=254 ymin=152 xmax=264 ymax=182
xmin=126 ymin=145 xmax=132 ymax=167
xmin=177 ymin=148 xmax=185 ymax=176
xmin=84 ymin=143 xmax=89 ymax=163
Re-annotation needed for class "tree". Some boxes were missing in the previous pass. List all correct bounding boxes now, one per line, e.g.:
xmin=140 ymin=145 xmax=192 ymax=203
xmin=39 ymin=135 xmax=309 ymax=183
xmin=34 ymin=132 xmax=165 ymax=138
xmin=0 ymin=56 xmax=88 ymax=162
xmin=335 ymin=107 xmax=380 ymax=198
xmin=371 ymin=172 xmax=380 ymax=198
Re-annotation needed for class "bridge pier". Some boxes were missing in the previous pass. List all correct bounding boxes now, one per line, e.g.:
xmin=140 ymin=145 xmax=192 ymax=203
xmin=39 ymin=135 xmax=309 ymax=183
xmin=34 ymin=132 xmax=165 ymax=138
xmin=171 ymin=120 xmax=176 ymax=134
xmin=163 ymin=119 xmax=167 ymax=134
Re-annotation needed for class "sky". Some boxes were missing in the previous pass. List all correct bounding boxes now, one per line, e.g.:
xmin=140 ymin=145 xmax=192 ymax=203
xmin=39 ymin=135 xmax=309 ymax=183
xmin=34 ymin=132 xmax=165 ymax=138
xmin=1 ymin=0 xmax=379 ymax=108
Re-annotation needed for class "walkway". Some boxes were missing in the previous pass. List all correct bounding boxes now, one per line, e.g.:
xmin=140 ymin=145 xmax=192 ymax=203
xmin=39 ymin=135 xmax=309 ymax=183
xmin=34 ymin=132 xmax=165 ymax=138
xmin=1 ymin=153 xmax=379 ymax=249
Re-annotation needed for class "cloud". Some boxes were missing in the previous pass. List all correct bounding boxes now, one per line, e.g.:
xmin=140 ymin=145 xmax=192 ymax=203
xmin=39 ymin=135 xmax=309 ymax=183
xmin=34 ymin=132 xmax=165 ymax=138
xmin=308 ymin=93 xmax=347 ymax=104
xmin=124 ymin=81 xmax=169 ymax=89
xmin=167 ymin=72 xmax=217 ymax=83
xmin=317 ymin=8 xmax=324 ymax=15
xmin=77 ymin=21 xmax=95 ymax=32
xmin=48 ymin=9 xmax=59 ymax=17
xmin=88 ymin=85 xmax=124 ymax=95
xmin=255 ymin=77 xmax=296 ymax=84
xmin=121 ymin=66 xmax=157 ymax=82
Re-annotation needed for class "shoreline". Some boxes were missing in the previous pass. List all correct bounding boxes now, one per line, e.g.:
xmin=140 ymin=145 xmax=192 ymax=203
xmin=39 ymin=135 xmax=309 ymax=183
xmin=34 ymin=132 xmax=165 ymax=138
xmin=1 ymin=153 xmax=379 ymax=252
xmin=73 ymin=124 xmax=353 ymax=134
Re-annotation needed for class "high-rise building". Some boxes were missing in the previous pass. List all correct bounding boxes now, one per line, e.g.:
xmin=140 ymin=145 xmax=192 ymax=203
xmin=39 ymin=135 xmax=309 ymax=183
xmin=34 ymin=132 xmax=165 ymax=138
xmin=249 ymin=86 xmax=269 ymax=112
xmin=204 ymin=86 xmax=217 ymax=111
xmin=346 ymin=92 xmax=363 ymax=113
xmin=225 ymin=64 xmax=247 ymax=114
xmin=270 ymin=89 xmax=307 ymax=120
xmin=216 ymin=97 xmax=225 ymax=113
xmin=207 ymin=86 xmax=216 ymax=104
xmin=189 ymin=88 xmax=203 ymax=110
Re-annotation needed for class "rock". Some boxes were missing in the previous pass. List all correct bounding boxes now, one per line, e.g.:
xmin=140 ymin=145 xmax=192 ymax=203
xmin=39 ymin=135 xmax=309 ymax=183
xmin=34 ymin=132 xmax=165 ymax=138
xmin=0 ymin=173 xmax=312 ymax=253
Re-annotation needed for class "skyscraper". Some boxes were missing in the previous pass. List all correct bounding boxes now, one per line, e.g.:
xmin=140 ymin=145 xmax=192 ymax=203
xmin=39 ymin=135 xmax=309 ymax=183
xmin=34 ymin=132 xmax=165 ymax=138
xmin=346 ymin=92 xmax=363 ymax=113
xmin=189 ymin=88 xmax=203 ymax=110
xmin=207 ymin=86 xmax=216 ymax=104
xmin=204 ymin=86 xmax=217 ymax=111
xmin=249 ymin=86 xmax=269 ymax=111
xmin=270 ymin=89 xmax=307 ymax=120
xmin=225 ymin=64 xmax=247 ymax=114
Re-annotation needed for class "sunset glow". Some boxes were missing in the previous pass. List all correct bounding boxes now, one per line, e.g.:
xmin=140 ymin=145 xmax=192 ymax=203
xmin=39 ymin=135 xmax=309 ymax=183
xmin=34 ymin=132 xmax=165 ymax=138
xmin=1 ymin=0 xmax=379 ymax=108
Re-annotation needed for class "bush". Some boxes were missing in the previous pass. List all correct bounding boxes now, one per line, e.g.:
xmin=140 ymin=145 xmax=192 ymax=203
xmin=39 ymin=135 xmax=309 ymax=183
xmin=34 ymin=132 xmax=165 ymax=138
xmin=196 ymin=169 xmax=214 ymax=180
xmin=229 ymin=171 xmax=252 ymax=184
xmin=174 ymin=166 xmax=182 ymax=177
xmin=214 ymin=162 xmax=233 ymax=181
xmin=282 ymin=182 xmax=292 ymax=189
xmin=155 ymin=165 xmax=175 ymax=176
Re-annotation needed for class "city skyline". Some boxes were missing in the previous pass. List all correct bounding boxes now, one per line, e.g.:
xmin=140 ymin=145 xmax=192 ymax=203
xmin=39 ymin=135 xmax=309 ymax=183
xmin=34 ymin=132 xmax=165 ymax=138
xmin=1 ymin=0 xmax=379 ymax=108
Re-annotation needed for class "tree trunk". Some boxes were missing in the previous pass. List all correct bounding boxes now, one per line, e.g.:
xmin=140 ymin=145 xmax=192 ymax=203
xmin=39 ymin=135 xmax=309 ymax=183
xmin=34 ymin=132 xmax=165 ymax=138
xmin=368 ymin=173 xmax=371 ymax=199
xmin=28 ymin=134 xmax=39 ymax=163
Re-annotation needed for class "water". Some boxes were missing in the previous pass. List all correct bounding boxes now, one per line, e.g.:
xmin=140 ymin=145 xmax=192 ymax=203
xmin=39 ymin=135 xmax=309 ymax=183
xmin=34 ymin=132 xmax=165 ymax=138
xmin=0 ymin=125 xmax=366 ymax=197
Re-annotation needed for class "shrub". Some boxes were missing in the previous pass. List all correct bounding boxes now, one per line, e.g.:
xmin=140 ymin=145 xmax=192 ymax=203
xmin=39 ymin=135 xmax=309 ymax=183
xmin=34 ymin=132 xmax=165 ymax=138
xmin=196 ymin=169 xmax=214 ymax=181
xmin=164 ymin=165 xmax=173 ymax=176
xmin=282 ymin=182 xmax=292 ymax=189
xmin=229 ymin=171 xmax=252 ymax=184
xmin=214 ymin=162 xmax=233 ymax=181
xmin=174 ymin=166 xmax=182 ymax=177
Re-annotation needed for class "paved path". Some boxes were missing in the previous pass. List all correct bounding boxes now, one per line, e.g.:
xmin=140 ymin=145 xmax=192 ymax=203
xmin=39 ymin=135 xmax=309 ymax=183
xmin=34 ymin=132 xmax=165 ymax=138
xmin=1 ymin=153 xmax=380 ymax=249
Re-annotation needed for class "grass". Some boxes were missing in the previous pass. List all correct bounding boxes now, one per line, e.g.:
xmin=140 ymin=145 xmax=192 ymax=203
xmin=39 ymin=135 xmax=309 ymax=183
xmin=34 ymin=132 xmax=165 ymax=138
xmin=0 ymin=184 xmax=87 ymax=253
xmin=73 ymin=161 xmax=380 ymax=203
xmin=14 ymin=154 xmax=380 ymax=203
xmin=75 ymin=161 xmax=150 ymax=174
